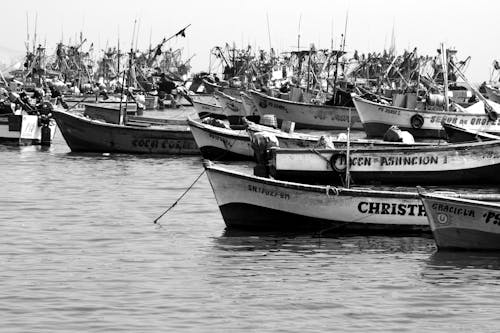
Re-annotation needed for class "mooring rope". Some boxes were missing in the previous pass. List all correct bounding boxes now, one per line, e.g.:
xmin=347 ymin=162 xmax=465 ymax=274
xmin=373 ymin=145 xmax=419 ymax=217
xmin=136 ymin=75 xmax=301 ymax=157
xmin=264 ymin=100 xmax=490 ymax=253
xmin=153 ymin=168 xmax=206 ymax=225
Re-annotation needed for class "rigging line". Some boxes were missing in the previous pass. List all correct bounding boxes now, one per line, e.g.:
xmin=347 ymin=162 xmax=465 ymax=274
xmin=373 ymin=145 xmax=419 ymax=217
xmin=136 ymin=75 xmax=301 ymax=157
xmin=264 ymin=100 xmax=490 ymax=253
xmin=153 ymin=168 xmax=206 ymax=225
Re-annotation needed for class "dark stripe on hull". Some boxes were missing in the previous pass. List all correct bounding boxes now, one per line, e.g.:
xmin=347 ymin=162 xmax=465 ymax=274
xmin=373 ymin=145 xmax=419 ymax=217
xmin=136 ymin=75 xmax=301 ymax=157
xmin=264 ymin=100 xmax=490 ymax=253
xmin=273 ymin=164 xmax=500 ymax=186
xmin=219 ymin=203 xmax=429 ymax=234
xmin=363 ymin=122 xmax=447 ymax=139
xmin=198 ymin=112 xmax=226 ymax=120
xmin=273 ymin=117 xmax=363 ymax=131
xmin=199 ymin=146 xmax=252 ymax=161
xmin=434 ymin=228 xmax=500 ymax=250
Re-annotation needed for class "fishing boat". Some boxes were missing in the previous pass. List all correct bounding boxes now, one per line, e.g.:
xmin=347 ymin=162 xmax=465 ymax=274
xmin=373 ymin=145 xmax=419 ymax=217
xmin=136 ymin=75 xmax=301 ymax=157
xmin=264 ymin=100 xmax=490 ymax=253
xmin=442 ymin=122 xmax=499 ymax=143
xmin=265 ymin=139 xmax=500 ymax=186
xmin=249 ymin=90 xmax=363 ymax=130
xmin=204 ymin=161 xmax=428 ymax=233
xmin=192 ymin=98 xmax=225 ymax=119
xmin=214 ymin=90 xmax=246 ymax=119
xmin=188 ymin=117 xmax=252 ymax=160
xmin=485 ymin=85 xmax=500 ymax=104
xmin=240 ymin=92 xmax=260 ymax=121
xmin=420 ymin=192 xmax=500 ymax=250
xmin=53 ymin=109 xmax=199 ymax=154
xmin=0 ymin=112 xmax=56 ymax=145
xmin=189 ymin=117 xmax=435 ymax=161
xmin=353 ymin=95 xmax=500 ymax=139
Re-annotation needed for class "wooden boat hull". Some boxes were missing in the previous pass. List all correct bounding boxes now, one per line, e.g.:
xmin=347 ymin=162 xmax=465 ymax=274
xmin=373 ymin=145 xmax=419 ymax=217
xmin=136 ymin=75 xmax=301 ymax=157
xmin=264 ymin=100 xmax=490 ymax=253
xmin=205 ymin=162 xmax=428 ymax=233
xmin=421 ymin=193 xmax=500 ymax=250
xmin=190 ymin=93 xmax=220 ymax=107
xmin=188 ymin=118 xmax=436 ymax=161
xmin=188 ymin=118 xmax=252 ymax=160
xmin=249 ymin=90 xmax=363 ymax=130
xmin=353 ymin=95 xmax=500 ymax=138
xmin=192 ymin=99 xmax=225 ymax=119
xmin=442 ymin=122 xmax=499 ymax=143
xmin=214 ymin=91 xmax=246 ymax=118
xmin=53 ymin=109 xmax=199 ymax=154
xmin=0 ymin=114 xmax=56 ymax=145
xmin=240 ymin=92 xmax=260 ymax=117
xmin=485 ymin=85 xmax=500 ymax=104
xmin=269 ymin=140 xmax=500 ymax=185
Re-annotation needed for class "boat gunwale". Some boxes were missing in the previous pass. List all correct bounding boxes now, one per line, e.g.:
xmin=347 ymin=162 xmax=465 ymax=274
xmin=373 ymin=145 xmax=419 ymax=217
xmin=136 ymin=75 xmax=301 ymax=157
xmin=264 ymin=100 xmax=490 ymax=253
xmin=205 ymin=162 xmax=420 ymax=199
xmin=353 ymin=95 xmax=497 ymax=117
xmin=249 ymin=89 xmax=353 ymax=110
xmin=53 ymin=109 xmax=191 ymax=134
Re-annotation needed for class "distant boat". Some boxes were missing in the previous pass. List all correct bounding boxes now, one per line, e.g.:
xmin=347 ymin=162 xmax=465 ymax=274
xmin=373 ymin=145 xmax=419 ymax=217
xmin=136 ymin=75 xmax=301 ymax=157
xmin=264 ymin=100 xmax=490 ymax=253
xmin=192 ymin=98 xmax=225 ymax=119
xmin=249 ymin=90 xmax=363 ymax=130
xmin=353 ymin=95 xmax=500 ymax=138
xmin=53 ymin=109 xmax=199 ymax=154
xmin=0 ymin=113 xmax=56 ymax=145
xmin=420 ymin=192 xmax=500 ymax=250
xmin=442 ymin=122 xmax=500 ymax=143
xmin=204 ymin=161 xmax=429 ymax=233
xmin=485 ymin=84 xmax=500 ymax=104
xmin=214 ymin=90 xmax=246 ymax=120
xmin=188 ymin=117 xmax=434 ymax=161
xmin=266 ymin=139 xmax=500 ymax=186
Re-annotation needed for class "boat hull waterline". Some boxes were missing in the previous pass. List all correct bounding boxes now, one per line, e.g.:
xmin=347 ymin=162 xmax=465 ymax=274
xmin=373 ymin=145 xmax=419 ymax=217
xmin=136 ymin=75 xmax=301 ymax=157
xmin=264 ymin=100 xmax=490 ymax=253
xmin=53 ymin=109 xmax=199 ymax=154
xmin=205 ymin=163 xmax=428 ymax=233
xmin=421 ymin=193 xmax=500 ymax=250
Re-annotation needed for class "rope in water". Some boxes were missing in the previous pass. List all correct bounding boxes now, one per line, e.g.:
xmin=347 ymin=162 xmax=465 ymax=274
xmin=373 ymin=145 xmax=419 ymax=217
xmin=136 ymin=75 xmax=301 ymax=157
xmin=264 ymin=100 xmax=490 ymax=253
xmin=153 ymin=169 xmax=206 ymax=225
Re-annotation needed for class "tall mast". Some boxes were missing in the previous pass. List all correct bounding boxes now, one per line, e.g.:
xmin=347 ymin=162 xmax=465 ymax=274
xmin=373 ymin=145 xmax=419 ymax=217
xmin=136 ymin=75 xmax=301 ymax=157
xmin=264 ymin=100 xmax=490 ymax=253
xmin=441 ymin=43 xmax=449 ymax=112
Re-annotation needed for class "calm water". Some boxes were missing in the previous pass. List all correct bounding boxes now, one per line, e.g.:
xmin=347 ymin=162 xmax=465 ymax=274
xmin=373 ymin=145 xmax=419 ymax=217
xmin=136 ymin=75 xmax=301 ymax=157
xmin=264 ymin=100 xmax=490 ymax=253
xmin=2 ymin=120 xmax=500 ymax=332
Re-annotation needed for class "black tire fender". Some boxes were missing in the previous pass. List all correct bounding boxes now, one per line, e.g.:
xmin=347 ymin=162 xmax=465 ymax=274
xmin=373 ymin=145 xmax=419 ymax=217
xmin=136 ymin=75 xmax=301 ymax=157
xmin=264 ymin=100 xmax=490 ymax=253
xmin=329 ymin=153 xmax=347 ymax=173
xmin=410 ymin=114 xmax=424 ymax=129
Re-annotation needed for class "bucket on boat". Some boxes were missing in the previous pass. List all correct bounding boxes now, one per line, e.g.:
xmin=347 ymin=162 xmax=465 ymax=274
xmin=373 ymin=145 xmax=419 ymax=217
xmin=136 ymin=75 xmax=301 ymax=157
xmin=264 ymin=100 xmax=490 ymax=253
xmin=281 ymin=120 xmax=295 ymax=133
xmin=427 ymin=94 xmax=445 ymax=107
xmin=393 ymin=94 xmax=406 ymax=107
xmin=260 ymin=114 xmax=278 ymax=128
xmin=405 ymin=93 xmax=417 ymax=109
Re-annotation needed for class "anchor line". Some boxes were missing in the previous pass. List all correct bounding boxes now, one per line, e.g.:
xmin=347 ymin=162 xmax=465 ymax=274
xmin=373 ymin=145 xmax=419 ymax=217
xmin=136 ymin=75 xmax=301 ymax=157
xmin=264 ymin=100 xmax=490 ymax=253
xmin=153 ymin=168 xmax=206 ymax=225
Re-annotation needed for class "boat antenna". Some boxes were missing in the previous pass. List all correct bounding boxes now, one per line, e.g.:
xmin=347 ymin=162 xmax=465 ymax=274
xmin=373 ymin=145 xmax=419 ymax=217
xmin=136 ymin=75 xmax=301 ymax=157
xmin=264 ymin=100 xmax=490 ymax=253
xmin=297 ymin=13 xmax=302 ymax=51
xmin=342 ymin=11 xmax=348 ymax=52
xmin=135 ymin=18 xmax=141 ymax=51
xmin=441 ymin=43 xmax=449 ymax=111
xmin=117 ymin=26 xmax=121 ymax=80
xmin=33 ymin=12 xmax=38 ymax=53
xmin=25 ymin=12 xmax=30 ymax=51
xmin=266 ymin=13 xmax=272 ymax=51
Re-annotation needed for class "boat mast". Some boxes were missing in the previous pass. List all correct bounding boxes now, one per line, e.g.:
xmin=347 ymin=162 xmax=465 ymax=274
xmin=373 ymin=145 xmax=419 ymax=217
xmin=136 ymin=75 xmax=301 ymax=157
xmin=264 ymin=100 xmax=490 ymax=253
xmin=345 ymin=107 xmax=352 ymax=188
xmin=441 ymin=43 xmax=449 ymax=111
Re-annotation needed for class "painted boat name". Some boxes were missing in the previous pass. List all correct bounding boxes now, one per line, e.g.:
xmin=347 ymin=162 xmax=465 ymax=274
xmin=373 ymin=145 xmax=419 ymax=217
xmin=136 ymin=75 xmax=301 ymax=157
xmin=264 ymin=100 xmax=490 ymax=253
xmin=358 ymin=202 xmax=426 ymax=216
xmin=248 ymin=185 xmax=290 ymax=200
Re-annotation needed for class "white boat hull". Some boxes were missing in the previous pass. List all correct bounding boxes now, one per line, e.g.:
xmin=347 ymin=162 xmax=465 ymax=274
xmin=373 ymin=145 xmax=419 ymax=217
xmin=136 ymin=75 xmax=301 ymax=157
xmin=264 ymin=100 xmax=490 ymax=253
xmin=215 ymin=91 xmax=246 ymax=118
xmin=205 ymin=163 xmax=428 ymax=232
xmin=192 ymin=100 xmax=225 ymax=119
xmin=353 ymin=95 xmax=500 ymax=138
xmin=270 ymin=139 xmax=500 ymax=185
xmin=249 ymin=90 xmax=363 ymax=130
xmin=0 ymin=114 xmax=57 ymax=144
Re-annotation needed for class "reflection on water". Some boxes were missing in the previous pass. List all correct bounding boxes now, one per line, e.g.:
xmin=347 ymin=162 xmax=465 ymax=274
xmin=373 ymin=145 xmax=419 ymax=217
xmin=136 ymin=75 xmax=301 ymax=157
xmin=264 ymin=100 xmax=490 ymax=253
xmin=217 ymin=229 xmax=436 ymax=255
xmin=422 ymin=250 xmax=500 ymax=288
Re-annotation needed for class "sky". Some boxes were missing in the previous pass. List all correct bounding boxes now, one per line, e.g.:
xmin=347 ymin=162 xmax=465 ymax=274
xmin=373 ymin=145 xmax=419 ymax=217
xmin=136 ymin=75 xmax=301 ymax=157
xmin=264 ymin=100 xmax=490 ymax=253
xmin=1 ymin=0 xmax=499 ymax=82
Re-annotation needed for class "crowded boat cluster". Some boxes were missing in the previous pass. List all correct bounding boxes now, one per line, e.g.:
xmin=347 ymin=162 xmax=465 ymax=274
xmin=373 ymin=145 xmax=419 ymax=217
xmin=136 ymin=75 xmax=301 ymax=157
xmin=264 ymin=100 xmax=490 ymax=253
xmin=3 ymin=23 xmax=500 ymax=251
